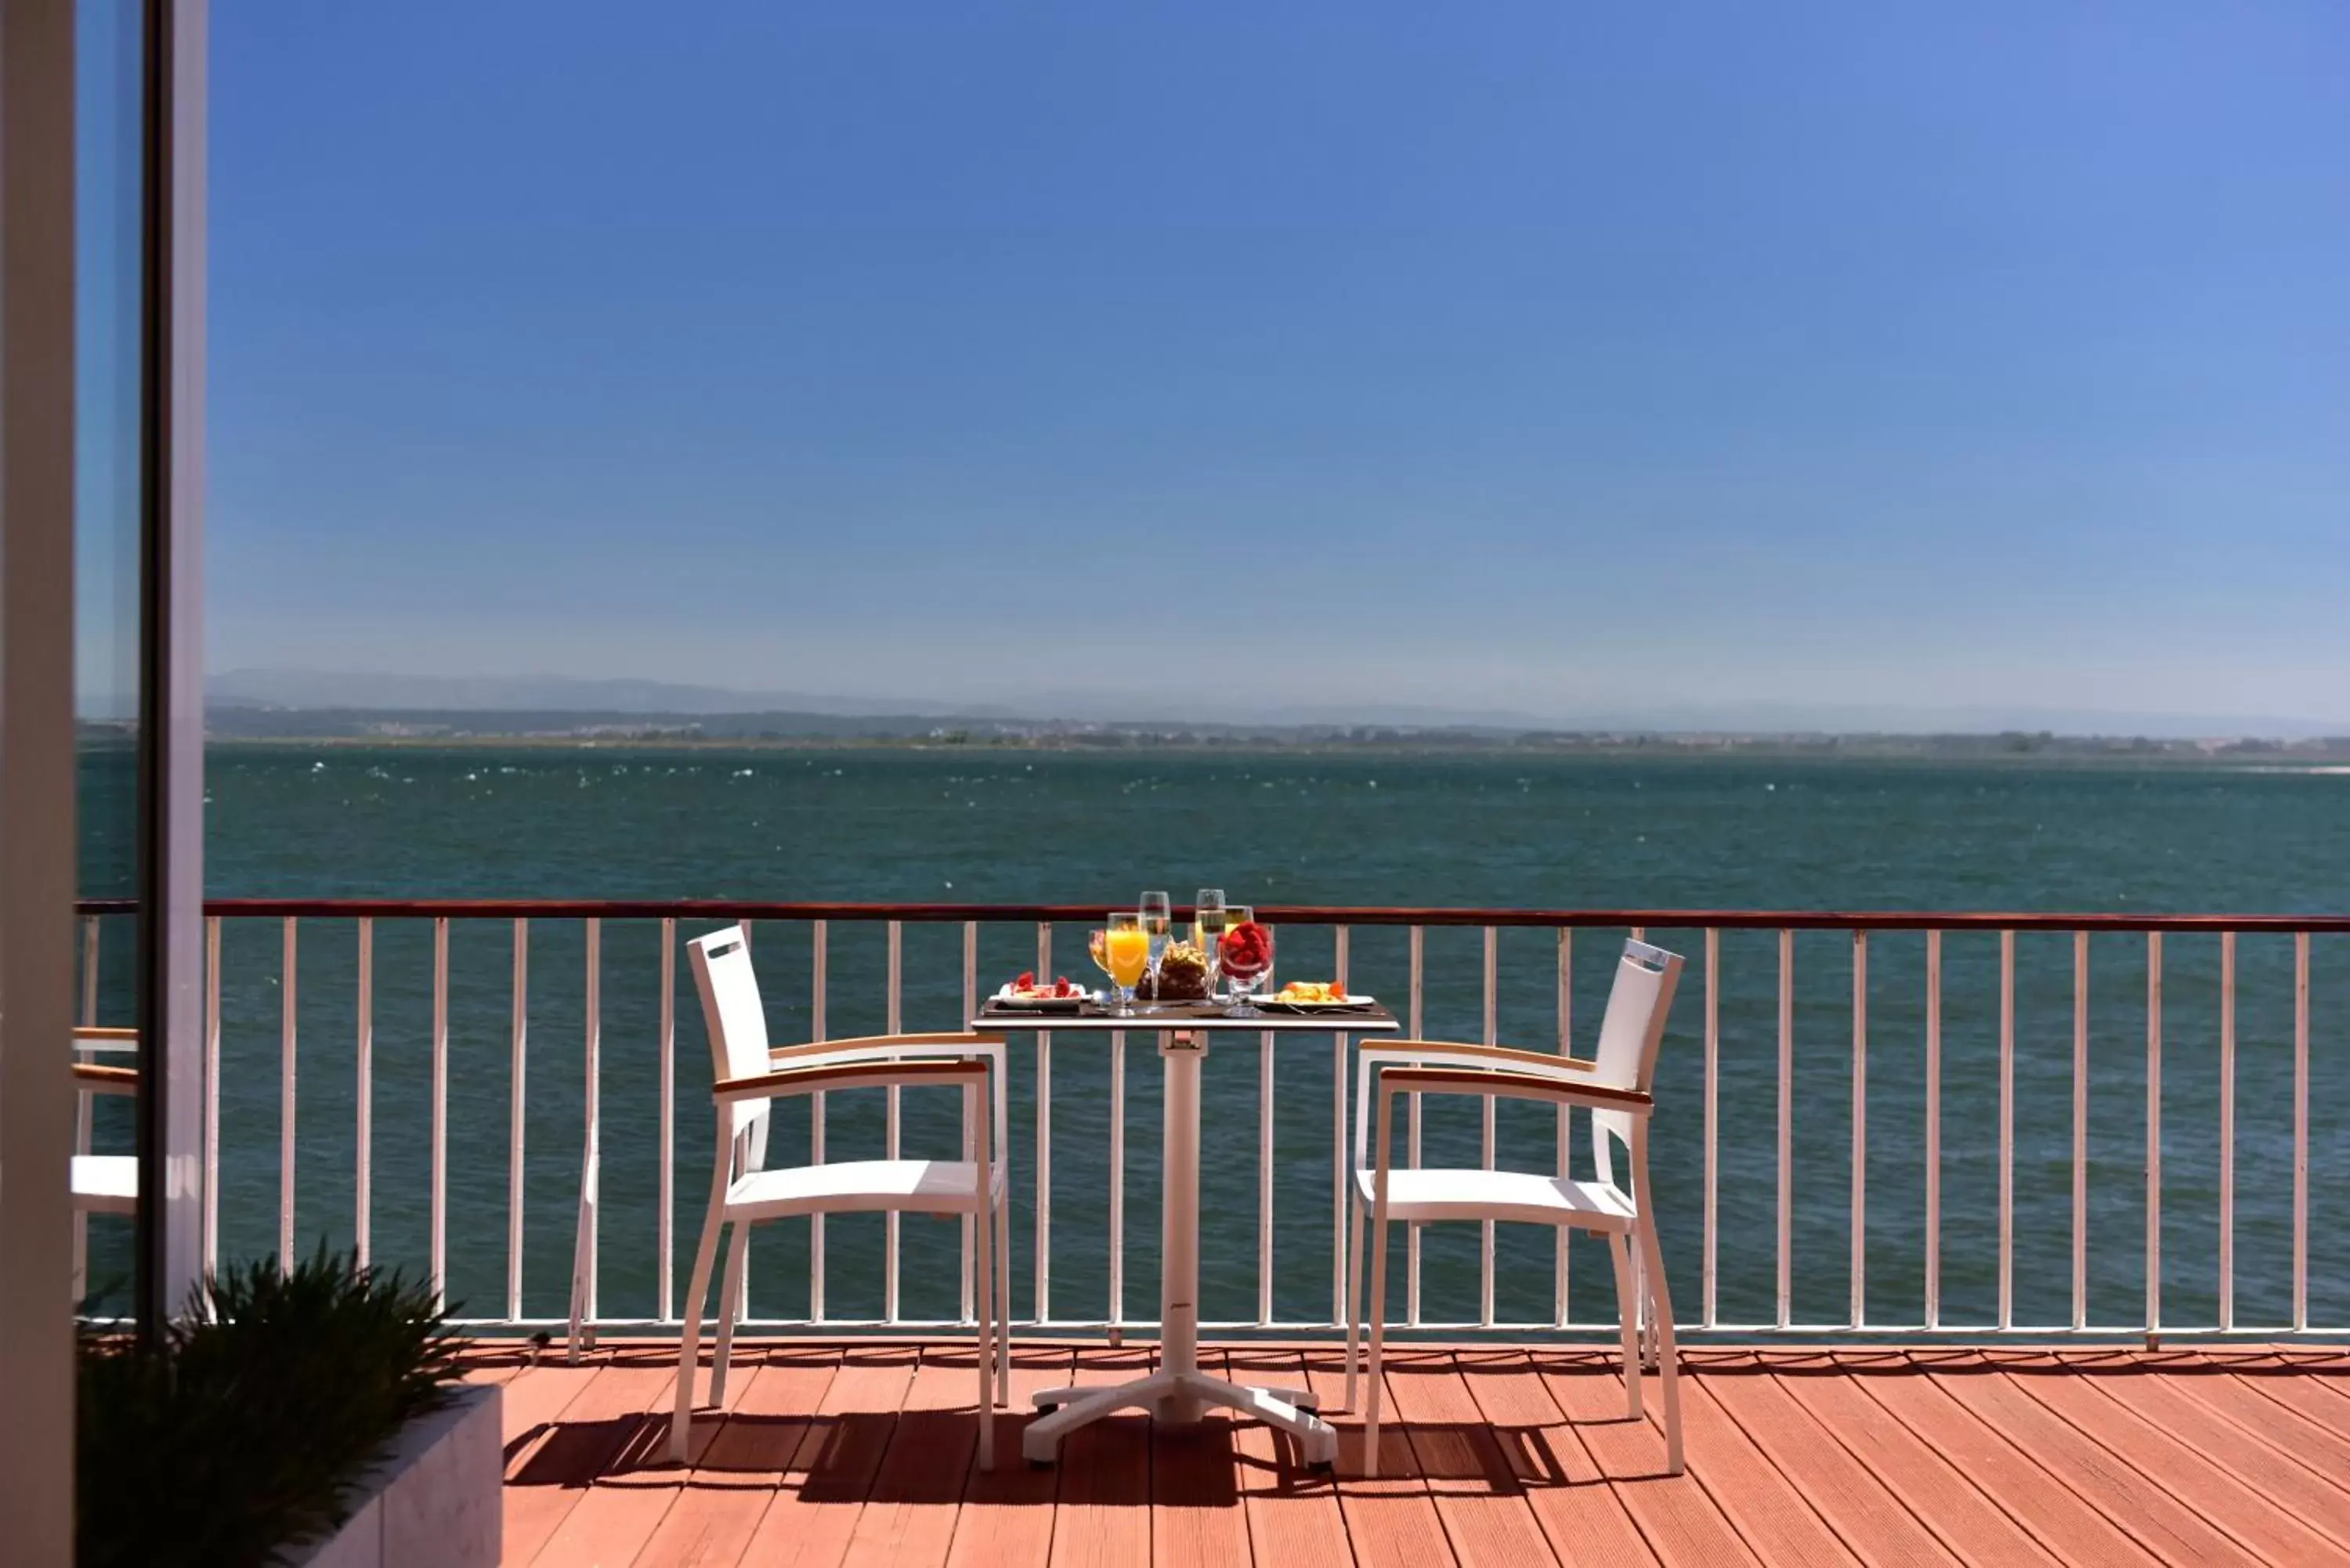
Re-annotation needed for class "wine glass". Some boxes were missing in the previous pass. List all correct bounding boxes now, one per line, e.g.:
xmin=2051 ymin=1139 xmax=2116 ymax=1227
xmin=1104 ymin=912 xmax=1149 ymax=1017
xmin=1194 ymin=888 xmax=1227 ymax=993
xmin=1229 ymin=905 xmax=1265 ymax=991
xmin=1139 ymin=891 xmax=1173 ymax=972
xmin=1218 ymin=915 xmax=1274 ymax=1017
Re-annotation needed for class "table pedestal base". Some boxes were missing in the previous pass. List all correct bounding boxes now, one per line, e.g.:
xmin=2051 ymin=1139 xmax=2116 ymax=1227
xmin=1023 ymin=1371 xmax=1336 ymax=1466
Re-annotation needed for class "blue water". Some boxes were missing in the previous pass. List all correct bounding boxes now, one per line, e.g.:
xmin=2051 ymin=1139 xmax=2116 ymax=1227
xmin=80 ymin=746 xmax=2350 ymax=1332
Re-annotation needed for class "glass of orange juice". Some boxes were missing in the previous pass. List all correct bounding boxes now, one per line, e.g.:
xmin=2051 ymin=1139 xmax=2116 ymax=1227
xmin=1104 ymin=912 xmax=1150 ymax=1017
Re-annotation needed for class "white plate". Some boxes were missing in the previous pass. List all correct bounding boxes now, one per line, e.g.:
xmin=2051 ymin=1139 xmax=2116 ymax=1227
xmin=1263 ymin=992 xmax=1376 ymax=1010
xmin=990 ymin=984 xmax=1093 ymax=1010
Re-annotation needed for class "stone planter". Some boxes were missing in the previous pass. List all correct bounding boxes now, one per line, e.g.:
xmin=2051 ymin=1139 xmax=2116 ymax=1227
xmin=282 ymin=1384 xmax=502 ymax=1568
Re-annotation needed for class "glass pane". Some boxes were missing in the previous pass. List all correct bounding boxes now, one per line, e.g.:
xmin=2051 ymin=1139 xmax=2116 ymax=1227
xmin=74 ymin=0 xmax=145 ymax=1320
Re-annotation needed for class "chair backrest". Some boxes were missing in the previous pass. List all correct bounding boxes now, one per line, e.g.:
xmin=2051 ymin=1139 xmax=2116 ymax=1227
xmin=689 ymin=925 xmax=773 ymax=1151
xmin=1589 ymin=938 xmax=1683 ymax=1192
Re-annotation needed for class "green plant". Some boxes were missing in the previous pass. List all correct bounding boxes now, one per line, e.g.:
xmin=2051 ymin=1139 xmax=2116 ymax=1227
xmin=78 ymin=1242 xmax=465 ymax=1568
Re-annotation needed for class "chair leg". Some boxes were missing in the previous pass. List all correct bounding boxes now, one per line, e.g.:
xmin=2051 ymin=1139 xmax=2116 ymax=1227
xmin=671 ymin=1205 xmax=726 ymax=1464
xmin=710 ymin=1220 xmax=750 ymax=1407
xmin=1361 ymin=1205 xmax=1391 ymax=1479
xmin=1608 ymin=1232 xmax=1643 ymax=1419
xmin=1343 ymin=1190 xmax=1366 ymax=1411
xmin=975 ymin=1197 xmax=996 ymax=1471
xmin=995 ymin=1194 xmax=1012 ymax=1405
xmin=1634 ymin=1212 xmax=1683 ymax=1476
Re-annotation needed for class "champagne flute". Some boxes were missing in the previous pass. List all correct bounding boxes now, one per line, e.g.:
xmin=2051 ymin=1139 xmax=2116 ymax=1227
xmin=1104 ymin=912 xmax=1149 ymax=1017
xmin=1140 ymin=890 xmax=1173 ymax=971
xmin=1194 ymin=887 xmax=1227 ymax=993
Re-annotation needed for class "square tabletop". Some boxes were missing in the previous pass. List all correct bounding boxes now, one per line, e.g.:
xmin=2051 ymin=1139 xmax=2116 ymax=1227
xmin=970 ymin=997 xmax=1398 ymax=1034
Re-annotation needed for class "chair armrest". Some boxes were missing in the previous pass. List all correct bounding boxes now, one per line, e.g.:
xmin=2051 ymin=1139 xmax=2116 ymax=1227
xmin=716 ymin=1057 xmax=990 ymax=1102
xmin=1361 ymin=1039 xmax=1603 ymax=1078
xmin=770 ymin=1031 xmax=1005 ymax=1068
xmin=1376 ymin=1064 xmax=1649 ymax=1114
xmin=73 ymin=1062 xmax=139 ymax=1096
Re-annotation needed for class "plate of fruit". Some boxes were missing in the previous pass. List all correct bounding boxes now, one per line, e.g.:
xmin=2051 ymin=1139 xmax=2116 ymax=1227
xmin=1260 ymin=980 xmax=1377 ymax=1013
xmin=993 ymin=973 xmax=1092 ymax=1011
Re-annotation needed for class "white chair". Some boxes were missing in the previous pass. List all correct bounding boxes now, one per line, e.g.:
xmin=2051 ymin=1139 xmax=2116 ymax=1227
xmin=70 ymin=1043 xmax=141 ymax=1304
xmin=669 ymin=923 xmax=1013 ymax=1466
xmin=1344 ymin=937 xmax=1687 ymax=1476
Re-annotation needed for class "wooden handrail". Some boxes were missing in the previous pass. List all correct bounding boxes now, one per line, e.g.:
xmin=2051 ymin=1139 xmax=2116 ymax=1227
xmin=65 ymin=896 xmax=2350 ymax=932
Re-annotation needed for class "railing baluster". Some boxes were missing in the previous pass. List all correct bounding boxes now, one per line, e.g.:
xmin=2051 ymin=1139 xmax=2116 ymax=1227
xmin=1332 ymin=924 xmax=1350 ymax=1328
xmin=885 ymin=919 xmax=902 ymax=1324
xmin=1480 ymin=924 xmax=1498 ymax=1329
xmin=1851 ymin=930 xmax=1867 ymax=1331
xmin=203 ymin=916 xmax=220 ymax=1274
xmin=508 ymin=918 xmax=528 ymax=1321
xmin=810 ymin=919 xmax=827 ymax=1323
xmin=281 ymin=916 xmax=298 ymax=1275
xmin=1702 ymin=928 xmax=1719 ymax=1330
xmin=431 ymin=916 xmax=449 ymax=1309
xmin=2219 ymin=930 xmax=2236 ymax=1332
xmin=582 ymin=918 xmax=601 ymax=1327
xmin=963 ymin=920 xmax=978 ymax=1324
xmin=1259 ymin=1025 xmax=1274 ymax=1328
xmin=1777 ymin=927 xmax=1793 ymax=1330
xmin=1110 ymin=1027 xmax=1126 ymax=1328
xmin=2146 ymin=930 xmax=2163 ymax=1337
xmin=356 ymin=916 xmax=373 ymax=1269
xmin=1556 ymin=926 xmax=1571 ymax=1330
xmin=2073 ymin=930 xmax=2088 ymax=1331
xmin=657 ymin=917 xmax=675 ymax=1322
xmin=1925 ymin=930 xmax=1941 ymax=1331
xmin=1035 ymin=920 xmax=1051 ymax=1324
xmin=2294 ymin=931 xmax=2310 ymax=1333
xmin=1407 ymin=924 xmax=1423 ymax=1326
xmin=1998 ymin=930 xmax=2015 ymax=1331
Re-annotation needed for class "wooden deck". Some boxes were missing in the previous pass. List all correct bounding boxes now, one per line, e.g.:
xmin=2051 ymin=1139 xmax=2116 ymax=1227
xmin=472 ymin=1339 xmax=2350 ymax=1567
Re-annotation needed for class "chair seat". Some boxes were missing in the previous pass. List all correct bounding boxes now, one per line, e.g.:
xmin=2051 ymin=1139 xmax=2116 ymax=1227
xmin=72 ymin=1154 xmax=138 ymax=1215
xmin=726 ymin=1158 xmax=1003 ymax=1219
xmin=1353 ymin=1165 xmax=1636 ymax=1229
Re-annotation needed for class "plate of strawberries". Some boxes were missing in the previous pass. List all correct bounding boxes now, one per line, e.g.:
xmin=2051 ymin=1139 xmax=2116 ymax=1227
xmin=992 ymin=972 xmax=1092 ymax=1011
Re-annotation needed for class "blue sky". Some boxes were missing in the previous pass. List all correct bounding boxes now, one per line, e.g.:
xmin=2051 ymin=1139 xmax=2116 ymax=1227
xmin=204 ymin=2 xmax=2350 ymax=726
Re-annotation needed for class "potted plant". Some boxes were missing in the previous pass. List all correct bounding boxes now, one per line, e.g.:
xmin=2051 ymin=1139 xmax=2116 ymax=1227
xmin=78 ymin=1245 xmax=500 ymax=1568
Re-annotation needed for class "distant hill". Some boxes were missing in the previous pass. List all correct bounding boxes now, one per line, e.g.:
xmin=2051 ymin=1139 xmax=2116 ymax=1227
xmin=204 ymin=667 xmax=2350 ymax=742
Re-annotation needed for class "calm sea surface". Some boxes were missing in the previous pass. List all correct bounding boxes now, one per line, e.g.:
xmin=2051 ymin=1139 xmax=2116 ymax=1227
xmin=81 ymin=746 xmax=2350 ymax=1331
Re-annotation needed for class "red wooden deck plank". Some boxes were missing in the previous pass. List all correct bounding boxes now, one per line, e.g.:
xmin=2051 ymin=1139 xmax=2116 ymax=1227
xmin=1533 ymin=1353 xmax=1762 ymax=1568
xmin=505 ymin=1354 xmax=682 ymax=1568
xmin=1379 ymin=1348 xmax=1561 ymax=1568
xmin=630 ymin=1346 xmax=842 ymax=1568
xmin=843 ymin=1343 xmax=992 ymax=1568
xmin=530 ymin=1347 xmax=756 ymax=1568
xmin=1847 ymin=1358 xmax=2171 ymax=1568
xmin=2223 ymin=1362 xmax=2350 ymax=1453
xmin=1149 ymin=1349 xmax=1252 ymax=1568
xmin=1224 ymin=1348 xmax=1352 ymax=1568
xmin=1697 ymin=1357 xmax=1960 ymax=1568
xmin=1764 ymin=1353 xmax=2063 ymax=1566
xmin=945 ymin=1346 xmax=1079 ymax=1568
xmin=1300 ymin=1346 xmax=1458 ymax=1568
xmin=1972 ymin=1353 xmax=2340 ymax=1565
xmin=2161 ymin=1359 xmax=2350 ymax=1484
xmin=732 ymin=1343 xmax=921 ymax=1568
xmin=2055 ymin=1359 xmax=2350 ymax=1547
xmin=1046 ymin=1346 xmax=1157 ymax=1568
xmin=1450 ymin=1349 xmax=1661 ymax=1568
xmin=1910 ymin=1349 xmax=2265 ymax=1568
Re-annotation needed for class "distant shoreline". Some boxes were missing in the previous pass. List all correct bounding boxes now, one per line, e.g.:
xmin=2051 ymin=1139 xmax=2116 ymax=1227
xmin=183 ymin=729 xmax=2350 ymax=767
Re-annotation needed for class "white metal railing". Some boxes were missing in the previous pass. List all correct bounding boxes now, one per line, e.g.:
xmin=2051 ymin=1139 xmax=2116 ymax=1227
xmin=72 ymin=898 xmax=2346 ymax=1341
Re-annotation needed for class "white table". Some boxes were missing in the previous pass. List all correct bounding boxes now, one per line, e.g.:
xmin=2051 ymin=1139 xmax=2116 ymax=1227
xmin=969 ymin=1001 xmax=1398 ymax=1467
